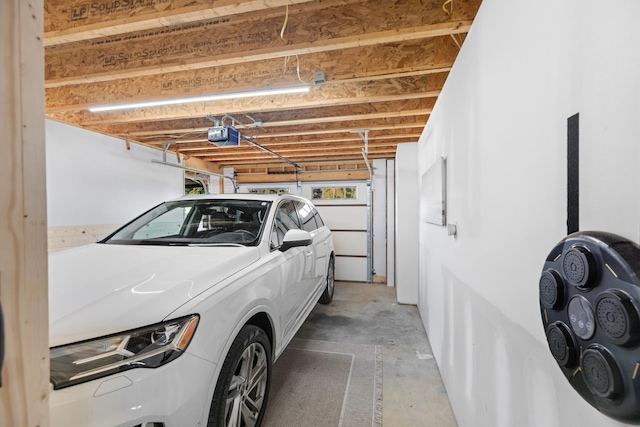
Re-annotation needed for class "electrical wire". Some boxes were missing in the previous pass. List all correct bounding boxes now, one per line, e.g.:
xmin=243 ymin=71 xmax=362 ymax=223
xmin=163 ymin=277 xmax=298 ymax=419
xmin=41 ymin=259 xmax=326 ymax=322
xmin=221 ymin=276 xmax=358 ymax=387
xmin=277 ymin=6 xmax=311 ymax=85
xmin=442 ymin=0 xmax=452 ymax=16
xmin=295 ymin=54 xmax=308 ymax=84
xmin=280 ymin=5 xmax=289 ymax=41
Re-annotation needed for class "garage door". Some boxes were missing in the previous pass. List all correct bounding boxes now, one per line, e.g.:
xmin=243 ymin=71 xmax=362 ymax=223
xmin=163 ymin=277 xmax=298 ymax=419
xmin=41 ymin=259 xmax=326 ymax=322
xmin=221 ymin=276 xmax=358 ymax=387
xmin=301 ymin=182 xmax=370 ymax=282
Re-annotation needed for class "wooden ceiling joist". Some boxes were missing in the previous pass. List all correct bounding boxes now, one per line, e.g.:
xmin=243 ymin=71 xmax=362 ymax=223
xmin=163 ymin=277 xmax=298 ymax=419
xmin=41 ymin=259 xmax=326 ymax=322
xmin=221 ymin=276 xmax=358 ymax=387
xmin=88 ymin=98 xmax=436 ymax=136
xmin=45 ymin=39 xmax=455 ymax=111
xmin=44 ymin=0 xmax=320 ymax=47
xmin=147 ymin=127 xmax=421 ymax=147
xmin=50 ymin=75 xmax=444 ymax=126
xmin=45 ymin=0 xmax=473 ymax=87
xmin=43 ymin=0 xmax=482 ymax=173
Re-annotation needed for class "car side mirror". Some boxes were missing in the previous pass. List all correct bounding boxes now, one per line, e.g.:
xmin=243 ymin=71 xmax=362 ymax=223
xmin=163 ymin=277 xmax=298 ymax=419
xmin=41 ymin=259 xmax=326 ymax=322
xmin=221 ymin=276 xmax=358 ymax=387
xmin=280 ymin=229 xmax=313 ymax=252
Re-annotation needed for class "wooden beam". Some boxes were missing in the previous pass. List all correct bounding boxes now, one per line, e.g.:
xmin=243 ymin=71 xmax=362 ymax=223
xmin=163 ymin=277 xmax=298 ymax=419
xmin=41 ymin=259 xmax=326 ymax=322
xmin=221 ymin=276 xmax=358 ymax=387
xmin=0 ymin=1 xmax=49 ymax=426
xmin=148 ymin=128 xmax=421 ymax=149
xmin=48 ymin=74 xmax=445 ymax=126
xmin=176 ymin=142 xmax=414 ymax=158
xmin=85 ymin=98 xmax=435 ymax=136
xmin=45 ymin=38 xmax=455 ymax=111
xmin=183 ymin=156 xmax=222 ymax=175
xmin=44 ymin=0 xmax=319 ymax=46
xmin=195 ymin=144 xmax=406 ymax=163
xmin=236 ymin=169 xmax=372 ymax=183
xmin=137 ymin=123 xmax=427 ymax=147
xmin=44 ymin=0 xmax=474 ymax=86
xmin=216 ymin=150 xmax=398 ymax=168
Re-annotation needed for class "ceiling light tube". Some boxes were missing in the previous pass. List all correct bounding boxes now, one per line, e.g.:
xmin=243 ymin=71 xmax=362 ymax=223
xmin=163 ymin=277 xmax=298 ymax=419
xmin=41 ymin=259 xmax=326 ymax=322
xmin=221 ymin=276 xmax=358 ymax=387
xmin=89 ymin=86 xmax=311 ymax=112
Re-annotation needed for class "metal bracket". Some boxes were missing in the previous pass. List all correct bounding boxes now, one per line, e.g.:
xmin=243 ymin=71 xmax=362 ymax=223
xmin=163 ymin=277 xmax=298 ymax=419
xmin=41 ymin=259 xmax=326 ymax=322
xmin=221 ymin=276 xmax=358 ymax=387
xmin=162 ymin=142 xmax=174 ymax=163
xmin=152 ymin=160 xmax=238 ymax=193
xmin=351 ymin=129 xmax=373 ymax=184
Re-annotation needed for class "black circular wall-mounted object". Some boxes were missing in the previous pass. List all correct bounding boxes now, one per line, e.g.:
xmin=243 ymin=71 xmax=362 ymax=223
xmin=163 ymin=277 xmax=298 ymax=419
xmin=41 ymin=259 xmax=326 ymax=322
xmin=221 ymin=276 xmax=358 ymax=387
xmin=539 ymin=269 xmax=565 ymax=310
xmin=539 ymin=231 xmax=640 ymax=423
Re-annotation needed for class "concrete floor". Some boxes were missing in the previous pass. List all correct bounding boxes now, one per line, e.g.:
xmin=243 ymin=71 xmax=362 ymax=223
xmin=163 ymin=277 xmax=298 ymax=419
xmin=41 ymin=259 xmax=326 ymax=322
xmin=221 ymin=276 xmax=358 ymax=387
xmin=295 ymin=281 xmax=458 ymax=427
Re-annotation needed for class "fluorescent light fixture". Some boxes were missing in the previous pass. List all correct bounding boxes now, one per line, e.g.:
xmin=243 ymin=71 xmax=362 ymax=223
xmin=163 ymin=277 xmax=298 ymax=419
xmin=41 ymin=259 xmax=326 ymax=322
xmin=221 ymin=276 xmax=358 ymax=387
xmin=89 ymin=86 xmax=311 ymax=112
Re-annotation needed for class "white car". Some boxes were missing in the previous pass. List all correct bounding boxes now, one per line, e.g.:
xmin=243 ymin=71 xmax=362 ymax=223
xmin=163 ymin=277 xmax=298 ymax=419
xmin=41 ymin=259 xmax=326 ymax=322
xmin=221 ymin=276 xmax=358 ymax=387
xmin=49 ymin=193 xmax=335 ymax=427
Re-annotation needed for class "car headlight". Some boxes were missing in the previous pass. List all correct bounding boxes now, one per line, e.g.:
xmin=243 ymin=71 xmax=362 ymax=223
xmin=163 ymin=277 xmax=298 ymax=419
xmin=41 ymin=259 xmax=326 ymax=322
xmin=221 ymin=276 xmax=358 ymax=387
xmin=50 ymin=315 xmax=199 ymax=390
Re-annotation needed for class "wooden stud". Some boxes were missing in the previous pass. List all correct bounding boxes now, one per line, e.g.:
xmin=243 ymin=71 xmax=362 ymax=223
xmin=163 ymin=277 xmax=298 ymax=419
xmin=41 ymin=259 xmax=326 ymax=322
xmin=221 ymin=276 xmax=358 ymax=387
xmin=0 ymin=1 xmax=49 ymax=426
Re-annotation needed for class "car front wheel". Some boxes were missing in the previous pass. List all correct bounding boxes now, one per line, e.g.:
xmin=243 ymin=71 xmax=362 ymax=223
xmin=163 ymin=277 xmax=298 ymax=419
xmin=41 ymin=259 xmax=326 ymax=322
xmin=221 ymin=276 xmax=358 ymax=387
xmin=318 ymin=256 xmax=335 ymax=305
xmin=208 ymin=324 xmax=272 ymax=427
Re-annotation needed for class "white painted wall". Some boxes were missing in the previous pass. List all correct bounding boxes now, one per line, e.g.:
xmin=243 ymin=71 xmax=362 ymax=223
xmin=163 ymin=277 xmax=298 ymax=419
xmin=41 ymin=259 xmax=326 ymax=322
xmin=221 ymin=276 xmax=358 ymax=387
xmin=386 ymin=160 xmax=395 ymax=287
xmin=396 ymin=143 xmax=419 ymax=304
xmin=416 ymin=1 xmax=640 ymax=426
xmin=45 ymin=120 xmax=184 ymax=226
xmin=372 ymin=159 xmax=387 ymax=279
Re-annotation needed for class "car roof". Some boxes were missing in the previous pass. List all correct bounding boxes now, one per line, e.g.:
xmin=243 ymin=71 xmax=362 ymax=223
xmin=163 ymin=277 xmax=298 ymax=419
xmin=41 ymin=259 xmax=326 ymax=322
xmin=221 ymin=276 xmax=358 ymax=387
xmin=175 ymin=193 xmax=309 ymax=203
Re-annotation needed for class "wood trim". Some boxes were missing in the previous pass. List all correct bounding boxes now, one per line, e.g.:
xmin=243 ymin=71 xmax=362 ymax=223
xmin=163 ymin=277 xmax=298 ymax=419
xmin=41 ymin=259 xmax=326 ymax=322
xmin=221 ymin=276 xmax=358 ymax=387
xmin=48 ymin=224 xmax=121 ymax=252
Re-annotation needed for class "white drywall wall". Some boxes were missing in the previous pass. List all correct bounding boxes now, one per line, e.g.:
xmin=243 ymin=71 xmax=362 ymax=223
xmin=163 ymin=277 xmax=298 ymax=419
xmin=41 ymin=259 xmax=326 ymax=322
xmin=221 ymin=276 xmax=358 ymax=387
xmin=372 ymin=159 xmax=387 ymax=278
xmin=396 ymin=143 xmax=419 ymax=304
xmin=416 ymin=1 xmax=640 ymax=426
xmin=46 ymin=120 xmax=184 ymax=226
xmin=386 ymin=159 xmax=395 ymax=287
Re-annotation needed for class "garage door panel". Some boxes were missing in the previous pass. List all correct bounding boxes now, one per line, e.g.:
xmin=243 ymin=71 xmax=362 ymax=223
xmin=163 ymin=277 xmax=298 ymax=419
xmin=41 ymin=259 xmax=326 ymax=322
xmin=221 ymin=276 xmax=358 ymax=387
xmin=332 ymin=231 xmax=367 ymax=256
xmin=335 ymin=257 xmax=368 ymax=282
xmin=316 ymin=206 xmax=367 ymax=231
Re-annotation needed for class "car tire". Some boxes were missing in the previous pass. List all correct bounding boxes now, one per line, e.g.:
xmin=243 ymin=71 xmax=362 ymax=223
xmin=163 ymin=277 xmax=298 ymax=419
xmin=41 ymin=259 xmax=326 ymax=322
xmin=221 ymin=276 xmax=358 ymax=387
xmin=318 ymin=256 xmax=335 ymax=305
xmin=207 ymin=324 xmax=272 ymax=427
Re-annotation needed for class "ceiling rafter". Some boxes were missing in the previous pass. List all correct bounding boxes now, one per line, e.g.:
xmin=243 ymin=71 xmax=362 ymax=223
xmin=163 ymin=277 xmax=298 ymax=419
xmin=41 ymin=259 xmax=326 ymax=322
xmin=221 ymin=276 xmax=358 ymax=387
xmin=43 ymin=0 xmax=482 ymax=178
xmin=44 ymin=0 xmax=320 ymax=46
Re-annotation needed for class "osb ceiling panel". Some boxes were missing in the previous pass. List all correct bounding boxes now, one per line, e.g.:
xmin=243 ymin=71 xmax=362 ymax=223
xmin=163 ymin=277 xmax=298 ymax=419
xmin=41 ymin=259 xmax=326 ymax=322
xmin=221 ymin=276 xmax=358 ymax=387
xmin=44 ymin=0 xmax=481 ymax=181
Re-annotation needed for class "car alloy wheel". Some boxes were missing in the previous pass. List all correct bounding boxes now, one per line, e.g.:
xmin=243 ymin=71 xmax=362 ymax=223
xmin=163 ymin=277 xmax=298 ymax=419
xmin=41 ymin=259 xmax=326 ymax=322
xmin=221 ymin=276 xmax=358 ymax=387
xmin=209 ymin=325 xmax=271 ymax=427
xmin=319 ymin=257 xmax=335 ymax=305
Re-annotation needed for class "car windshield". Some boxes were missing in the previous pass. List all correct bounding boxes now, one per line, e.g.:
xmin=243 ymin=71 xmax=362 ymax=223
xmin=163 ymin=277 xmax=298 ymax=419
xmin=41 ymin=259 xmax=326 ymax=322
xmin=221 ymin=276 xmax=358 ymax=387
xmin=101 ymin=199 xmax=272 ymax=246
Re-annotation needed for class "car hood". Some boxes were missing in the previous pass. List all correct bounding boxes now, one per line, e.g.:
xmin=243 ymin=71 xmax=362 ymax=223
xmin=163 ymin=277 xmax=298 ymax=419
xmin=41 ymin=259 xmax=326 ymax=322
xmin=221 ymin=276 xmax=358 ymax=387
xmin=49 ymin=243 xmax=260 ymax=347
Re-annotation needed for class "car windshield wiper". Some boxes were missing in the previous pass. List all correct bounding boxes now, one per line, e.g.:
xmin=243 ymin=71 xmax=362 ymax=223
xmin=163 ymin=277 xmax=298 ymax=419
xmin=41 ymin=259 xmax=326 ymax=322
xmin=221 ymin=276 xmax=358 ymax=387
xmin=134 ymin=239 xmax=188 ymax=246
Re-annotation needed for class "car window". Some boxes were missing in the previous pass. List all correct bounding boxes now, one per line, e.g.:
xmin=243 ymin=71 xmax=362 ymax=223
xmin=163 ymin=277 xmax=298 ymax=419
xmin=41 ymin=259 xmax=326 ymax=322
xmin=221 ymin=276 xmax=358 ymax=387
xmin=132 ymin=206 xmax=187 ymax=239
xmin=295 ymin=201 xmax=319 ymax=232
xmin=104 ymin=199 xmax=271 ymax=246
xmin=312 ymin=207 xmax=325 ymax=228
xmin=271 ymin=200 xmax=300 ymax=248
